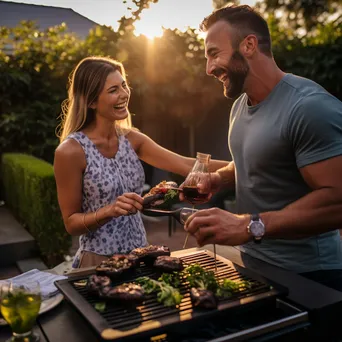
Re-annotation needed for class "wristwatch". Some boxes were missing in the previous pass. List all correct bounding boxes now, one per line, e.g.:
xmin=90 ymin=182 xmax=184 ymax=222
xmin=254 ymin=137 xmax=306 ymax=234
xmin=247 ymin=214 xmax=265 ymax=244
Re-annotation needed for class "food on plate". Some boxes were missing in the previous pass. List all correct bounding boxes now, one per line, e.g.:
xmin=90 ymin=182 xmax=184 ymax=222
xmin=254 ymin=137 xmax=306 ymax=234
xmin=87 ymin=275 xmax=111 ymax=296
xmin=131 ymin=245 xmax=170 ymax=265
xmin=154 ymin=256 xmax=184 ymax=272
xmin=190 ymin=288 xmax=217 ymax=309
xmin=95 ymin=254 xmax=139 ymax=278
xmin=100 ymin=283 xmax=145 ymax=304
xmin=143 ymin=181 xmax=179 ymax=209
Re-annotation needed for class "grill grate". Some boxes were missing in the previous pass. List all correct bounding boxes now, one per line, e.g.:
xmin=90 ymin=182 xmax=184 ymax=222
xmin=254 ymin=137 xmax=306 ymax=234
xmin=56 ymin=250 xmax=287 ymax=341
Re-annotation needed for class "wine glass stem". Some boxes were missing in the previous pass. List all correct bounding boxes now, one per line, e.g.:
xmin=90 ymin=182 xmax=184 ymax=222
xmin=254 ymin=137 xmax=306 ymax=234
xmin=183 ymin=205 xmax=195 ymax=249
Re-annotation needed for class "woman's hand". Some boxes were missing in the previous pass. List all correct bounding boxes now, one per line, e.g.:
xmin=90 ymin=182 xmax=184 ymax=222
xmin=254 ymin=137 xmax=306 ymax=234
xmin=179 ymin=172 xmax=222 ymax=202
xmin=106 ymin=193 xmax=144 ymax=217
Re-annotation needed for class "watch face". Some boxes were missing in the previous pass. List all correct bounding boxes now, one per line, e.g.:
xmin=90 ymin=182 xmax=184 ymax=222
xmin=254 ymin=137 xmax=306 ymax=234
xmin=250 ymin=221 xmax=265 ymax=237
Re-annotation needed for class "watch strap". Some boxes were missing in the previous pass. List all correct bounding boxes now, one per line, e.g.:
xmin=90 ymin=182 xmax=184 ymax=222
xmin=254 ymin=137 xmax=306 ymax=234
xmin=251 ymin=213 xmax=260 ymax=221
xmin=253 ymin=236 xmax=262 ymax=244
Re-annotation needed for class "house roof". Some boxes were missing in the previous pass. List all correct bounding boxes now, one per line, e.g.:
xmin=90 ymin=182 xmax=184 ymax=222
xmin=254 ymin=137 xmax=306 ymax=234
xmin=0 ymin=0 xmax=99 ymax=39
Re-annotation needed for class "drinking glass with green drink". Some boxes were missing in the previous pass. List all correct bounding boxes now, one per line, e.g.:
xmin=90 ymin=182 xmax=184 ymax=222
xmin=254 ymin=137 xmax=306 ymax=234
xmin=0 ymin=281 xmax=41 ymax=342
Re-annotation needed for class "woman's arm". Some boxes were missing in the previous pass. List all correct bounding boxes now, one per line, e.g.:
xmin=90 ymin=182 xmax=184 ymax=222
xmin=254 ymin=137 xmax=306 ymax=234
xmin=127 ymin=130 xmax=229 ymax=177
xmin=54 ymin=139 xmax=143 ymax=236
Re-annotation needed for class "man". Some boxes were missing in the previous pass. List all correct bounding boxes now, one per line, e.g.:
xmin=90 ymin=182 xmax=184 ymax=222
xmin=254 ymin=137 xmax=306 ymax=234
xmin=184 ymin=5 xmax=342 ymax=290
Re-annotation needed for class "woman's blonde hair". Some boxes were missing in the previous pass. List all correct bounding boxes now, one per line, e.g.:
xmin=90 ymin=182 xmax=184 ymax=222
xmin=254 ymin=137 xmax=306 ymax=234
xmin=57 ymin=56 xmax=132 ymax=142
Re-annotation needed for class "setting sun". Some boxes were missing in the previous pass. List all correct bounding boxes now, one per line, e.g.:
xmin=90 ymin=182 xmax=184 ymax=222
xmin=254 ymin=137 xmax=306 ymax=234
xmin=133 ymin=0 xmax=213 ymax=39
xmin=134 ymin=23 xmax=164 ymax=40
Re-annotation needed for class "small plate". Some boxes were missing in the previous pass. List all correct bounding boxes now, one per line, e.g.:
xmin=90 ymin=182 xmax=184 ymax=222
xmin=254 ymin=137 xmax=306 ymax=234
xmin=0 ymin=294 xmax=63 ymax=326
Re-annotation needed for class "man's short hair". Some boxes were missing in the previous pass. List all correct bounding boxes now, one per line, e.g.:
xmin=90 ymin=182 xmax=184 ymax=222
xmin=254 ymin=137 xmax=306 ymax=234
xmin=200 ymin=5 xmax=273 ymax=57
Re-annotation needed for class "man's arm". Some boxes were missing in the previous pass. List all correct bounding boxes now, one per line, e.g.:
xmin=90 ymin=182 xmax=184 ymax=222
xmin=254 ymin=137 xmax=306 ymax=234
xmin=263 ymin=92 xmax=342 ymax=238
xmin=199 ymin=161 xmax=235 ymax=194
xmin=185 ymin=93 xmax=342 ymax=246
xmin=216 ymin=161 xmax=236 ymax=190
xmin=262 ymin=155 xmax=342 ymax=239
xmin=185 ymin=155 xmax=342 ymax=247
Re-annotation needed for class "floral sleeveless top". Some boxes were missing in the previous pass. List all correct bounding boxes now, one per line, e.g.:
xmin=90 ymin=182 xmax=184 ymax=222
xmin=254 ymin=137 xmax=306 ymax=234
xmin=67 ymin=131 xmax=148 ymax=268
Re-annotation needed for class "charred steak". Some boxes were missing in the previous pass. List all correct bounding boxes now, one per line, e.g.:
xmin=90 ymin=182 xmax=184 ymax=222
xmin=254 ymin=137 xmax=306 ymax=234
xmin=96 ymin=254 xmax=138 ymax=278
xmin=100 ymin=283 xmax=145 ymax=304
xmin=131 ymin=245 xmax=171 ymax=264
xmin=87 ymin=274 xmax=111 ymax=296
xmin=190 ymin=288 xmax=218 ymax=309
xmin=154 ymin=256 xmax=184 ymax=272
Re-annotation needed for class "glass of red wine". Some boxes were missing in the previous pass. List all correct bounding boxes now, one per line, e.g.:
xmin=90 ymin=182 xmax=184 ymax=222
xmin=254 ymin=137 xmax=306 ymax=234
xmin=182 ymin=152 xmax=211 ymax=248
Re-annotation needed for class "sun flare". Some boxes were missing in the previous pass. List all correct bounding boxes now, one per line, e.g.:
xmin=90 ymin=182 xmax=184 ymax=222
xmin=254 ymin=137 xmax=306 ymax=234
xmin=134 ymin=24 xmax=164 ymax=40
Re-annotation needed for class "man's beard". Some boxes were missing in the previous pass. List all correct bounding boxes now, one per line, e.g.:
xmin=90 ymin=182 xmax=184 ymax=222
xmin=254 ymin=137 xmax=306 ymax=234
xmin=219 ymin=51 xmax=249 ymax=99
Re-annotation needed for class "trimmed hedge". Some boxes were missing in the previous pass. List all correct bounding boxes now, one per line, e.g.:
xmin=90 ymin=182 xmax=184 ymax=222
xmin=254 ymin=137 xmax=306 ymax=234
xmin=1 ymin=153 xmax=71 ymax=267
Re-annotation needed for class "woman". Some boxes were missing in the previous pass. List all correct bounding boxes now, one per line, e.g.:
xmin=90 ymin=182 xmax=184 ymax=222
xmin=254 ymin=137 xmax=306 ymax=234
xmin=54 ymin=56 xmax=227 ymax=268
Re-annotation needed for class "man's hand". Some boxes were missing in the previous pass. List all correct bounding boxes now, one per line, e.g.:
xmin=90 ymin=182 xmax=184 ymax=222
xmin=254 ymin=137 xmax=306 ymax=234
xmin=184 ymin=208 xmax=251 ymax=246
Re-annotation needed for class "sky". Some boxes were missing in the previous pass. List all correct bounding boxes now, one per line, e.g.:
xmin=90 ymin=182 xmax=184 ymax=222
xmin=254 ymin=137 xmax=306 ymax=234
xmin=4 ymin=0 xmax=256 ymax=38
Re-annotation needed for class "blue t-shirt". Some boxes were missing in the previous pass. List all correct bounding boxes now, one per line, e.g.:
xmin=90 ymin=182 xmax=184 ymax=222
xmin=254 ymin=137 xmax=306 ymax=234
xmin=229 ymin=74 xmax=342 ymax=272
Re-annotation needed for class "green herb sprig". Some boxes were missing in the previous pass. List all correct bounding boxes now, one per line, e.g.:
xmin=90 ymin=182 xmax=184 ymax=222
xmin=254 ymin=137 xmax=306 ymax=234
xmin=135 ymin=276 xmax=183 ymax=307
xmin=183 ymin=264 xmax=253 ymax=298
xmin=183 ymin=264 xmax=218 ymax=292
xmin=158 ymin=272 xmax=182 ymax=288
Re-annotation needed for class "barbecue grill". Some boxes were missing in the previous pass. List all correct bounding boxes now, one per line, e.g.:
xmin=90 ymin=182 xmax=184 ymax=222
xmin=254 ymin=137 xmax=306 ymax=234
xmin=55 ymin=250 xmax=297 ymax=341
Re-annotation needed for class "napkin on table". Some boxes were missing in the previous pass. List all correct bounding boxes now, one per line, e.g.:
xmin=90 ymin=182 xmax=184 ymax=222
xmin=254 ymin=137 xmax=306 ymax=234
xmin=0 ymin=269 xmax=67 ymax=300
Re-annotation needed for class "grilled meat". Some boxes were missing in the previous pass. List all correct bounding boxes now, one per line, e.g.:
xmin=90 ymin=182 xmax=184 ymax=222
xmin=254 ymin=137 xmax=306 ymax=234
xmin=87 ymin=275 xmax=111 ymax=296
xmin=96 ymin=254 xmax=138 ymax=278
xmin=154 ymin=256 xmax=184 ymax=272
xmin=143 ymin=181 xmax=179 ymax=209
xmin=100 ymin=283 xmax=145 ymax=304
xmin=190 ymin=288 xmax=218 ymax=309
xmin=131 ymin=245 xmax=171 ymax=265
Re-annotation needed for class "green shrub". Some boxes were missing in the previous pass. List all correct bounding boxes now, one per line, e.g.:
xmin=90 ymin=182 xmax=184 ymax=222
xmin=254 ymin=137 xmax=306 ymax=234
xmin=1 ymin=153 xmax=71 ymax=267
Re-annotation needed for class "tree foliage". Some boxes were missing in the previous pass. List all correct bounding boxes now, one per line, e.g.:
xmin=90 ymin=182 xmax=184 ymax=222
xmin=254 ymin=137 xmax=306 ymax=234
xmin=0 ymin=0 xmax=341 ymax=163
xmin=0 ymin=22 xmax=84 ymax=162
xmin=212 ymin=0 xmax=238 ymax=10
xmin=118 ymin=0 xmax=159 ymax=34
xmin=259 ymin=0 xmax=342 ymax=32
